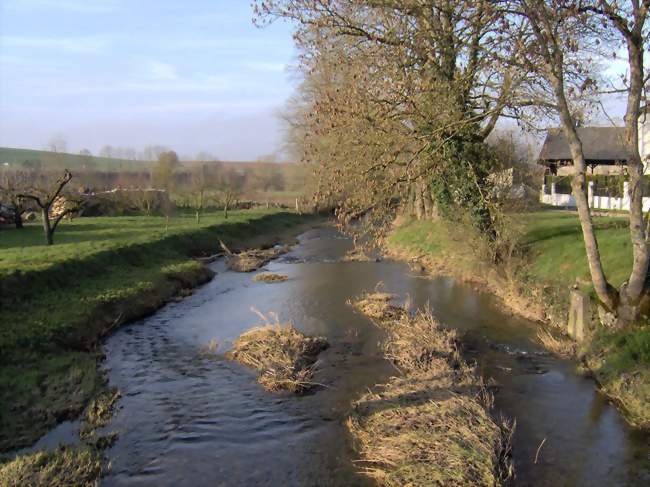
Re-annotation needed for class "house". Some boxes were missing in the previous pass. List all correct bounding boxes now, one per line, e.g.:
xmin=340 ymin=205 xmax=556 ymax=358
xmin=537 ymin=127 xmax=629 ymax=175
xmin=538 ymin=116 xmax=650 ymax=175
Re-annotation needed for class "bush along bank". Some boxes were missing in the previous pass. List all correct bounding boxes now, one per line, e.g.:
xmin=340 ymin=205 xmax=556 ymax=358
xmin=387 ymin=214 xmax=650 ymax=430
xmin=348 ymin=289 xmax=514 ymax=486
xmin=0 ymin=211 xmax=320 ymax=457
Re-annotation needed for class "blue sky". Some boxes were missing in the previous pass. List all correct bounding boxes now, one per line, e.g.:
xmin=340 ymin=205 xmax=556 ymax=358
xmin=0 ymin=0 xmax=298 ymax=160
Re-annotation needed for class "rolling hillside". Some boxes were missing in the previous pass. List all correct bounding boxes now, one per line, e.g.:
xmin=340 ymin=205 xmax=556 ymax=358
xmin=0 ymin=147 xmax=152 ymax=171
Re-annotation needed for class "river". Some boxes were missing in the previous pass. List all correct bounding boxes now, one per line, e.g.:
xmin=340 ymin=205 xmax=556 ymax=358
xmin=39 ymin=225 xmax=650 ymax=486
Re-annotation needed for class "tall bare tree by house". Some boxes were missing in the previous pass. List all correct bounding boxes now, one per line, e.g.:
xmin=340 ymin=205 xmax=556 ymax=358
xmin=512 ymin=0 xmax=649 ymax=324
xmin=18 ymin=169 xmax=83 ymax=245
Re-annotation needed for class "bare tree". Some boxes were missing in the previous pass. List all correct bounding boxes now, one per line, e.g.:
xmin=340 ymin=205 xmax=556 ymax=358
xmin=511 ymin=0 xmax=649 ymax=323
xmin=191 ymin=164 xmax=208 ymax=224
xmin=152 ymin=150 xmax=179 ymax=192
xmin=257 ymin=0 xmax=533 ymax=247
xmin=18 ymin=169 xmax=83 ymax=245
xmin=99 ymin=145 xmax=114 ymax=158
xmin=220 ymin=189 xmax=238 ymax=219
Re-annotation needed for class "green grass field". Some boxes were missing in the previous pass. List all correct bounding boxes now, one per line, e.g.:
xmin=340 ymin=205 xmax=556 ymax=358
xmin=0 ymin=210 xmax=275 ymax=276
xmin=0 ymin=209 xmax=316 ymax=451
xmin=390 ymin=210 xmax=632 ymax=290
xmin=520 ymin=210 xmax=632 ymax=289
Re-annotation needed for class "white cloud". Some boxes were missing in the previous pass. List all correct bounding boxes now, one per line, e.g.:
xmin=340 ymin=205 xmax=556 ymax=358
xmin=0 ymin=35 xmax=111 ymax=53
xmin=145 ymin=60 xmax=179 ymax=81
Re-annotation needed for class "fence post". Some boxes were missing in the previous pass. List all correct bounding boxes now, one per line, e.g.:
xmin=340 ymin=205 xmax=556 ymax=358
xmin=588 ymin=181 xmax=594 ymax=208
xmin=568 ymin=289 xmax=590 ymax=342
xmin=623 ymin=181 xmax=630 ymax=211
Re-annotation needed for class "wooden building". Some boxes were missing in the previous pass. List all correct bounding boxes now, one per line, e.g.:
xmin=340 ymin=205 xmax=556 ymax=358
xmin=537 ymin=127 xmax=629 ymax=175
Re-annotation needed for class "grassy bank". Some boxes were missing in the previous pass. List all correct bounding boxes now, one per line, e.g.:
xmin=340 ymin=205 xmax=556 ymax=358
xmin=388 ymin=210 xmax=649 ymax=428
xmin=0 ymin=210 xmax=318 ymax=453
xmin=389 ymin=210 xmax=631 ymax=291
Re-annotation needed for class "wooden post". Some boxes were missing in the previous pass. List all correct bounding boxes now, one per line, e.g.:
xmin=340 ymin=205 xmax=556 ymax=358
xmin=567 ymin=289 xmax=590 ymax=342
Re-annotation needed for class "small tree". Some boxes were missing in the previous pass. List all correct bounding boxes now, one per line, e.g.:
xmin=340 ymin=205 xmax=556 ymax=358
xmin=152 ymin=151 xmax=179 ymax=192
xmin=191 ymin=164 xmax=209 ymax=224
xmin=220 ymin=189 xmax=238 ymax=219
xmin=18 ymin=169 xmax=83 ymax=245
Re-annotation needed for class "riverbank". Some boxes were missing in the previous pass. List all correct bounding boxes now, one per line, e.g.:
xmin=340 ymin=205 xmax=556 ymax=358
xmin=386 ymin=211 xmax=649 ymax=429
xmin=0 ymin=210 xmax=320 ymax=455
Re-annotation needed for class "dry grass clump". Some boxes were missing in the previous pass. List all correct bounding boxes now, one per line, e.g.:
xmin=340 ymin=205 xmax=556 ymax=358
xmin=221 ymin=241 xmax=289 ymax=272
xmin=252 ymin=272 xmax=289 ymax=283
xmin=0 ymin=445 xmax=103 ymax=487
xmin=227 ymin=311 xmax=328 ymax=393
xmin=351 ymin=289 xmax=406 ymax=322
xmin=79 ymin=388 xmax=121 ymax=450
xmin=348 ymin=376 xmax=504 ymax=487
xmin=384 ymin=310 xmax=464 ymax=374
xmin=348 ymin=286 xmax=513 ymax=486
xmin=537 ymin=329 xmax=577 ymax=357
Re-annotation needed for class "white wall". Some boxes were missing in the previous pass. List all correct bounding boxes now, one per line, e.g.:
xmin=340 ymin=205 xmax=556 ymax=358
xmin=541 ymin=181 xmax=650 ymax=212
xmin=641 ymin=117 xmax=650 ymax=170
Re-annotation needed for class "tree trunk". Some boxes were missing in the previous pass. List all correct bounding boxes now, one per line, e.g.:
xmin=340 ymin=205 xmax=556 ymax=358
xmin=196 ymin=210 xmax=201 ymax=224
xmin=414 ymin=182 xmax=425 ymax=220
xmin=42 ymin=207 xmax=53 ymax=245
xmin=421 ymin=180 xmax=434 ymax=219
xmin=224 ymin=204 xmax=228 ymax=220
xmin=554 ymin=85 xmax=617 ymax=311
xmin=14 ymin=210 xmax=23 ymax=229
xmin=620 ymin=36 xmax=649 ymax=313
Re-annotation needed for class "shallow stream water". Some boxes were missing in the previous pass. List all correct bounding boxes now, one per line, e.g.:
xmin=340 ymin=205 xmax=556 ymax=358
xmin=35 ymin=226 xmax=650 ymax=486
